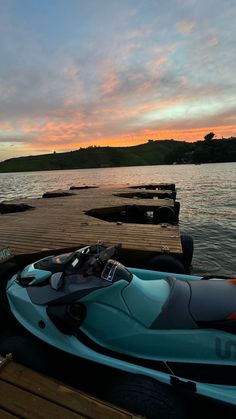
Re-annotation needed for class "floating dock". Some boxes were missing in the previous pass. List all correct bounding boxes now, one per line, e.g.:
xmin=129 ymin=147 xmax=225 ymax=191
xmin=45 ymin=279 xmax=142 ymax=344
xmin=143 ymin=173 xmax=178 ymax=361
xmin=0 ymin=356 xmax=139 ymax=419
xmin=0 ymin=183 xmax=182 ymax=267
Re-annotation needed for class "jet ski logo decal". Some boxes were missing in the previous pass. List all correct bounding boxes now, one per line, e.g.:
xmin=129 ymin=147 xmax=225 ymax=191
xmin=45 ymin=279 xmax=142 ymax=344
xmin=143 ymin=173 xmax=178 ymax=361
xmin=215 ymin=337 xmax=236 ymax=360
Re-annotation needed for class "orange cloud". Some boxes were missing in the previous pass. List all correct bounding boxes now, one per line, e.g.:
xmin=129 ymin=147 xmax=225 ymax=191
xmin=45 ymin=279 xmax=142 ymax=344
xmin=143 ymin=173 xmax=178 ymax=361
xmin=153 ymin=56 xmax=168 ymax=66
xmin=148 ymin=56 xmax=168 ymax=75
xmin=140 ymin=95 xmax=186 ymax=113
xmin=2 ymin=88 xmax=236 ymax=158
xmin=102 ymin=70 xmax=120 ymax=94
xmin=0 ymin=121 xmax=14 ymax=132
xmin=22 ymin=123 xmax=236 ymax=154
xmin=97 ymin=124 xmax=236 ymax=147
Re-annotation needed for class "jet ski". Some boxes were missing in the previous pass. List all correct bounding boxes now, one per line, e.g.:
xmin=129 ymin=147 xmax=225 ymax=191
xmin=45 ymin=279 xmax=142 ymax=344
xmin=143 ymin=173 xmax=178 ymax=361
xmin=0 ymin=243 xmax=236 ymax=419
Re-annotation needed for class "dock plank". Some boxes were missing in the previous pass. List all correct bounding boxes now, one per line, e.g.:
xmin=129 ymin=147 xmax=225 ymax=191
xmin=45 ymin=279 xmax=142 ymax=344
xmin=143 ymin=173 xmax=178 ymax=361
xmin=0 ymin=380 xmax=84 ymax=419
xmin=0 ymin=357 xmax=139 ymax=419
xmin=0 ymin=408 xmax=18 ymax=419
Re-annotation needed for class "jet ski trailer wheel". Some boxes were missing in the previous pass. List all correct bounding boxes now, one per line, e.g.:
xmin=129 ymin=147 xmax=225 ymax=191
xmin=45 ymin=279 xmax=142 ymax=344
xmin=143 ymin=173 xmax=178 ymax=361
xmin=106 ymin=373 xmax=186 ymax=419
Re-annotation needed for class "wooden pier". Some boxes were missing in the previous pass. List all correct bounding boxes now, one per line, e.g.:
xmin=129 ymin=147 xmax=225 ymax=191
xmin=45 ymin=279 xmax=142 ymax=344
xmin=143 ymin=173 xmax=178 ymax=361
xmin=0 ymin=183 xmax=182 ymax=266
xmin=0 ymin=356 xmax=140 ymax=419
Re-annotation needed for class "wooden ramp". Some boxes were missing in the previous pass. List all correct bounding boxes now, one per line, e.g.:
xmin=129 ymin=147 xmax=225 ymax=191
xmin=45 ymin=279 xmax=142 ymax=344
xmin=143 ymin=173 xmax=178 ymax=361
xmin=0 ymin=356 xmax=140 ymax=419
xmin=0 ymin=184 xmax=182 ymax=263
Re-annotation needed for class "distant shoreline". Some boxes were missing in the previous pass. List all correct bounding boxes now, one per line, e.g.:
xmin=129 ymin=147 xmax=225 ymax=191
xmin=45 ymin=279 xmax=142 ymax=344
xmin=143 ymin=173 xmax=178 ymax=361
xmin=0 ymin=138 xmax=235 ymax=173
xmin=0 ymin=160 xmax=236 ymax=177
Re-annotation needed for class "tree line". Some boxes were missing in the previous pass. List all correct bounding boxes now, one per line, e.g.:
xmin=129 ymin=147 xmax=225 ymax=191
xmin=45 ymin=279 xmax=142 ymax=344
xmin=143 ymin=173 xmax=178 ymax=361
xmin=0 ymin=136 xmax=235 ymax=172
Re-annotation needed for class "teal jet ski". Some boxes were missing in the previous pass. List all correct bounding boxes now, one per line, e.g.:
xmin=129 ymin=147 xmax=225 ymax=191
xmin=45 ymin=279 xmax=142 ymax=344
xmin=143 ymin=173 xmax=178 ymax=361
xmin=0 ymin=243 xmax=236 ymax=419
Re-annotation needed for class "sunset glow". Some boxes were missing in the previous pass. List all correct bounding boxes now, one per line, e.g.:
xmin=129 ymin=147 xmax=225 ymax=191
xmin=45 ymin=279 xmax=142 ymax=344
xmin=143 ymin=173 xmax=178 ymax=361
xmin=0 ymin=0 xmax=236 ymax=160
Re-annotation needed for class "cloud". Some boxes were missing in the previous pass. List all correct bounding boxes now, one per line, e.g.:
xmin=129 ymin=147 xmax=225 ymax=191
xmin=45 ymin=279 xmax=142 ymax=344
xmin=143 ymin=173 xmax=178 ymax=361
xmin=176 ymin=20 xmax=197 ymax=34
xmin=206 ymin=36 xmax=219 ymax=48
xmin=0 ymin=0 xmax=236 ymax=159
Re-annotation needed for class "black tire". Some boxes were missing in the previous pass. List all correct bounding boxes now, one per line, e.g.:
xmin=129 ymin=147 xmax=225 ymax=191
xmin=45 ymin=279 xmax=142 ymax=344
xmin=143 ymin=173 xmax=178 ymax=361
xmin=153 ymin=206 xmax=176 ymax=224
xmin=106 ymin=373 xmax=185 ymax=419
xmin=146 ymin=254 xmax=186 ymax=274
xmin=174 ymin=201 xmax=180 ymax=221
xmin=0 ymin=335 xmax=49 ymax=374
xmin=181 ymin=234 xmax=194 ymax=269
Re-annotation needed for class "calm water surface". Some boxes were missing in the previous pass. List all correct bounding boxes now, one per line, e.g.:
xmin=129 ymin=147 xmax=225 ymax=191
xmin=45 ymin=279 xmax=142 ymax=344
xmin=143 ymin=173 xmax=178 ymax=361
xmin=0 ymin=163 xmax=235 ymax=276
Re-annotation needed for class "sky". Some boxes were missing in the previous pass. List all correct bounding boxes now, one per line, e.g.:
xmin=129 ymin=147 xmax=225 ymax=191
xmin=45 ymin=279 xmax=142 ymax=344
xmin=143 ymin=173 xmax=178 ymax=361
xmin=0 ymin=0 xmax=236 ymax=160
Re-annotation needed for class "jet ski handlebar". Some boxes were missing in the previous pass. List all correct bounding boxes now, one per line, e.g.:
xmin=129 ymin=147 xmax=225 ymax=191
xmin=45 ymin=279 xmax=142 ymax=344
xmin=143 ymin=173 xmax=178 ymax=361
xmin=66 ymin=243 xmax=122 ymax=277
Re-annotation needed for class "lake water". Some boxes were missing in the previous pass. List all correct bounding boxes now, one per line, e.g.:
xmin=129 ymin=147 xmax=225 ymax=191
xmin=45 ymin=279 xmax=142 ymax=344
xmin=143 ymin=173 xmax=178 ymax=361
xmin=0 ymin=162 xmax=235 ymax=276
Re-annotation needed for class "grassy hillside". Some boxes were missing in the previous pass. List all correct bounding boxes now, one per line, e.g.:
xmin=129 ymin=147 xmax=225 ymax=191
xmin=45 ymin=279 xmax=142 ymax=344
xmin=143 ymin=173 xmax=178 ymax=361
xmin=0 ymin=138 xmax=235 ymax=173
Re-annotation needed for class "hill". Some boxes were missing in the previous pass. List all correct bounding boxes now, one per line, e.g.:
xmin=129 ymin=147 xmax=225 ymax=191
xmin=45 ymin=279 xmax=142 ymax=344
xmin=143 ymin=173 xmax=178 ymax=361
xmin=0 ymin=138 xmax=235 ymax=173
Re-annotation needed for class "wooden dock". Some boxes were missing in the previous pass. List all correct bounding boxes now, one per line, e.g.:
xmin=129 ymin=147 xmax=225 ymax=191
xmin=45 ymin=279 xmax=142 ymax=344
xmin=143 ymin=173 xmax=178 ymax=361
xmin=0 ymin=356 xmax=140 ymax=419
xmin=0 ymin=183 xmax=182 ymax=266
